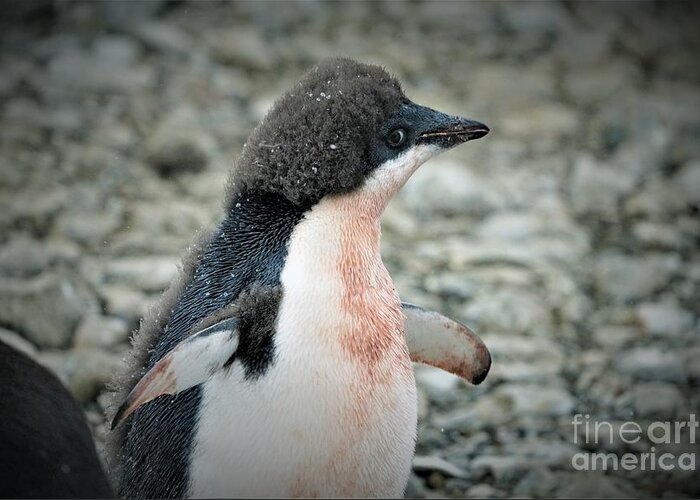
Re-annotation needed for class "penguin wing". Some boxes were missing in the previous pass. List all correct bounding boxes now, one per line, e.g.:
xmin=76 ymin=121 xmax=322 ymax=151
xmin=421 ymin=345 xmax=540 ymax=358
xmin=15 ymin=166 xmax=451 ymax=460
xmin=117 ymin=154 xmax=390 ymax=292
xmin=402 ymin=303 xmax=491 ymax=385
xmin=111 ymin=317 xmax=239 ymax=429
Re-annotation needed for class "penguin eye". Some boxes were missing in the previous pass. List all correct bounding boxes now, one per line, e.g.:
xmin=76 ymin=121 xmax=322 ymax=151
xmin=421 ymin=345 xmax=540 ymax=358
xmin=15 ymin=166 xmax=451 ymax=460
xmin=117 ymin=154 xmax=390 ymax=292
xmin=386 ymin=128 xmax=407 ymax=148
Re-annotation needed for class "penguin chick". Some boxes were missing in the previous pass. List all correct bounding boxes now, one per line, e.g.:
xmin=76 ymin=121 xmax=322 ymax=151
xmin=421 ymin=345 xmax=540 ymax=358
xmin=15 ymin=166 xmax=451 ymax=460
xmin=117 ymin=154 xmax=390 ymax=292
xmin=107 ymin=57 xmax=490 ymax=499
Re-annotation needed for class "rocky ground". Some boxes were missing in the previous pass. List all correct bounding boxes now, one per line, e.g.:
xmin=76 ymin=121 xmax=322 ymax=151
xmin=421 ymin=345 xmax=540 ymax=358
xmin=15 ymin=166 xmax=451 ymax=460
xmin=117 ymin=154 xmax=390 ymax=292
xmin=1 ymin=1 xmax=699 ymax=498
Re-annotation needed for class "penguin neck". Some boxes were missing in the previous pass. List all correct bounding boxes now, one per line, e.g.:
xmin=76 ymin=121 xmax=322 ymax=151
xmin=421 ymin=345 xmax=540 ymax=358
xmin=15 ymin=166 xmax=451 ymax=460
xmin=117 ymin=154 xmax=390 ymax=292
xmin=332 ymin=191 xmax=404 ymax=367
xmin=280 ymin=187 xmax=404 ymax=367
xmin=307 ymin=189 xmax=386 ymax=266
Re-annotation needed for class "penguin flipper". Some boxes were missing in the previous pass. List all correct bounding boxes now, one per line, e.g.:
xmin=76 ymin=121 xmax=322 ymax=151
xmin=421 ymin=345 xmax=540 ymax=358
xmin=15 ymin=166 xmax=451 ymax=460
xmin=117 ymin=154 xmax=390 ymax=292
xmin=111 ymin=317 xmax=239 ymax=429
xmin=402 ymin=302 xmax=491 ymax=385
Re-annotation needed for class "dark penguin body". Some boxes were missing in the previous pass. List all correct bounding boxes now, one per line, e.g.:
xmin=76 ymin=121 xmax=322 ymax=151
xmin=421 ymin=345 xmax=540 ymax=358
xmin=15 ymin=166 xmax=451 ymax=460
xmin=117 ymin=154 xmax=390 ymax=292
xmin=0 ymin=341 xmax=114 ymax=498
xmin=108 ymin=58 xmax=490 ymax=498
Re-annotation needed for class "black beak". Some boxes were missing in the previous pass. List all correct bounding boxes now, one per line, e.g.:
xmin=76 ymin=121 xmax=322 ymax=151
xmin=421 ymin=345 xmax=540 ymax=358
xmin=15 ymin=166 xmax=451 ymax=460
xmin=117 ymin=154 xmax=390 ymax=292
xmin=419 ymin=118 xmax=489 ymax=145
xmin=410 ymin=103 xmax=489 ymax=149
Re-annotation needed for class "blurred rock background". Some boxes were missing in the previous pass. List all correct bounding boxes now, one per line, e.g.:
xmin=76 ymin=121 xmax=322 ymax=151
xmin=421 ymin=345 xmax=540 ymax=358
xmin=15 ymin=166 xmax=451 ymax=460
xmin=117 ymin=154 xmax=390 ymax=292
xmin=0 ymin=0 xmax=698 ymax=498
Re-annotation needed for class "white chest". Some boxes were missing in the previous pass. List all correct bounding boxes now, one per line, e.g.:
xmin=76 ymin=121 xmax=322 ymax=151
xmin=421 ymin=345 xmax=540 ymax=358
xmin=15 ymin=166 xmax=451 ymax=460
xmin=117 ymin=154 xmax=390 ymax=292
xmin=188 ymin=196 xmax=418 ymax=498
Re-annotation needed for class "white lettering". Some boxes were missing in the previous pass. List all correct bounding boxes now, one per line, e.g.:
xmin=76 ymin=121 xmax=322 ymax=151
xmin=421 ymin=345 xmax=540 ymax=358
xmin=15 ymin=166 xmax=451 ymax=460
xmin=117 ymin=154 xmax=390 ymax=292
xmin=648 ymin=422 xmax=671 ymax=444
xmin=572 ymin=414 xmax=584 ymax=445
xmin=689 ymin=414 xmax=698 ymax=444
xmin=620 ymin=453 xmax=638 ymax=471
xmin=591 ymin=453 xmax=618 ymax=471
xmin=619 ymin=421 xmax=642 ymax=444
xmin=595 ymin=421 xmax=614 ymax=445
xmin=572 ymin=453 xmax=589 ymax=471
xmin=658 ymin=453 xmax=674 ymax=471
xmin=678 ymin=453 xmax=695 ymax=471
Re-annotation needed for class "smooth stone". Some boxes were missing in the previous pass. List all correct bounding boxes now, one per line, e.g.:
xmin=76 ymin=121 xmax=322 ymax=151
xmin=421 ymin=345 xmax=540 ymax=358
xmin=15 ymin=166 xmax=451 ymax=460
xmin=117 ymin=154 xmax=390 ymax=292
xmin=553 ymin=470 xmax=640 ymax=498
xmin=631 ymin=382 xmax=683 ymax=419
xmin=501 ymin=102 xmax=579 ymax=143
xmin=38 ymin=347 xmax=123 ymax=403
xmin=466 ymin=483 xmax=506 ymax=498
xmin=0 ymin=327 xmax=38 ymax=359
xmin=624 ymin=179 xmax=689 ymax=217
xmin=495 ymin=383 xmax=576 ymax=417
xmin=101 ymin=284 xmax=153 ymax=321
xmin=415 ymin=366 xmax=462 ymax=404
xmin=0 ymin=235 xmax=49 ymax=277
xmin=46 ymin=40 xmax=153 ymax=93
xmin=636 ymin=301 xmax=694 ymax=337
xmin=74 ymin=314 xmax=132 ymax=349
xmin=103 ymin=256 xmax=179 ymax=293
xmin=0 ymin=274 xmax=95 ymax=348
xmin=130 ymin=21 xmax=192 ymax=55
xmin=593 ymin=325 xmax=640 ymax=349
xmin=618 ymin=348 xmax=686 ymax=383
xmin=673 ymin=159 xmax=700 ymax=206
xmin=513 ymin=466 xmax=558 ymax=498
xmin=145 ymin=107 xmax=217 ymax=176
xmin=632 ymin=221 xmax=684 ymax=250
xmin=400 ymin=160 xmax=503 ymax=217
xmin=569 ymin=154 xmax=636 ymax=216
xmin=595 ymin=252 xmax=680 ymax=301
xmin=461 ymin=289 xmax=551 ymax=334
xmin=55 ymin=205 xmax=124 ymax=247
xmin=500 ymin=1 xmax=570 ymax=34
xmin=209 ymin=28 xmax=275 ymax=70
xmin=683 ymin=347 xmax=700 ymax=383
xmin=470 ymin=455 xmax=531 ymax=483
xmin=403 ymin=473 xmax=427 ymax=499
xmin=413 ymin=455 xmax=468 ymax=479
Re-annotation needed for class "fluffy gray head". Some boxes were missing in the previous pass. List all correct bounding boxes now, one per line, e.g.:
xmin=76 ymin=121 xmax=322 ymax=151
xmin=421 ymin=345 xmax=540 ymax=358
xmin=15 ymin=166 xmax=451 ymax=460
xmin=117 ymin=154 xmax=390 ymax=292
xmin=231 ymin=58 xmax=406 ymax=206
